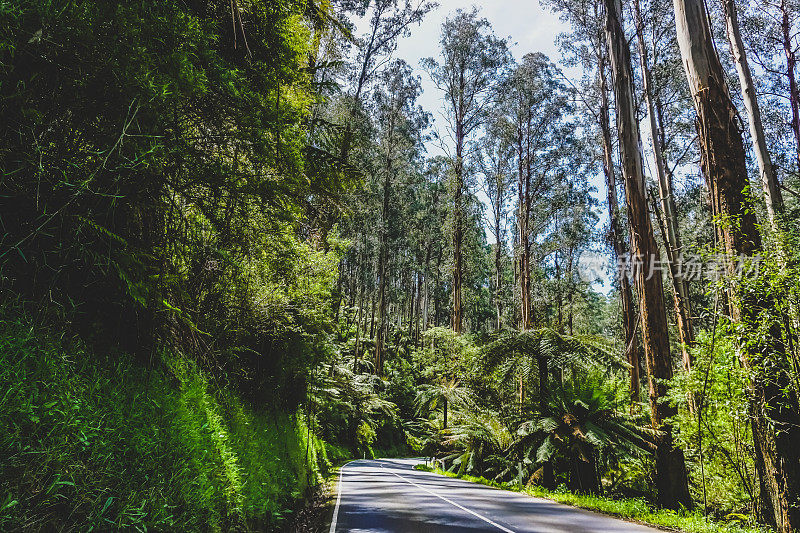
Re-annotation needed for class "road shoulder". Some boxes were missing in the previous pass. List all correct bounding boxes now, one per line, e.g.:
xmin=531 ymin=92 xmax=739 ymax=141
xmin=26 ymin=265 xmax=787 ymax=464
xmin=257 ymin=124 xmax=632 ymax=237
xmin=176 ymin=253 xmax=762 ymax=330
xmin=415 ymin=465 xmax=688 ymax=533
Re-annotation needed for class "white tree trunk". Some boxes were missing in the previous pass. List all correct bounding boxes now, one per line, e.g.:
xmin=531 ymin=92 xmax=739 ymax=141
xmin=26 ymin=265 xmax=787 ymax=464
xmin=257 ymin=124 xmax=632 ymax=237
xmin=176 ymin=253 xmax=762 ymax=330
xmin=723 ymin=0 xmax=784 ymax=229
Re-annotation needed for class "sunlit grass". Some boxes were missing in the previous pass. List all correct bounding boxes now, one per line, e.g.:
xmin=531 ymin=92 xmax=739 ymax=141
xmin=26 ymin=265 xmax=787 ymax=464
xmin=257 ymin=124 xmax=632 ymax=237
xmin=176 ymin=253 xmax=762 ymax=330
xmin=0 ymin=311 xmax=330 ymax=530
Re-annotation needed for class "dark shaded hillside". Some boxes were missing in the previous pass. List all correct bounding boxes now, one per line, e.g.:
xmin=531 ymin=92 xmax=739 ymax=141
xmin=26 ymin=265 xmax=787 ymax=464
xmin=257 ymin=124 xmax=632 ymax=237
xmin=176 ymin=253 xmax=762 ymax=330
xmin=0 ymin=308 xmax=339 ymax=530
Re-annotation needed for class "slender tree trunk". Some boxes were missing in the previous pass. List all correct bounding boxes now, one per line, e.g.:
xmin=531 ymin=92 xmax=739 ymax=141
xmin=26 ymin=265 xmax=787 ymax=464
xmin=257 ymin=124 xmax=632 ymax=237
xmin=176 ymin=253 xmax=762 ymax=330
xmin=415 ymin=270 xmax=423 ymax=346
xmin=633 ymin=0 xmax=694 ymax=372
xmin=435 ymin=246 xmax=442 ymax=326
xmin=451 ymin=82 xmax=466 ymax=335
xmin=442 ymin=397 xmax=448 ymax=429
xmin=598 ymin=53 xmax=641 ymax=410
xmin=423 ymin=249 xmax=430 ymax=332
xmin=354 ymin=283 xmax=364 ymax=372
xmin=524 ymin=120 xmax=534 ymax=330
xmin=452 ymin=175 xmax=464 ymax=333
xmin=495 ymin=240 xmax=503 ymax=330
xmin=369 ymin=290 xmax=376 ymax=340
xmin=364 ymin=284 xmax=370 ymax=335
xmin=566 ymin=245 xmax=577 ymax=336
xmin=407 ymin=273 xmax=416 ymax=351
xmin=493 ymin=168 xmax=505 ymax=331
xmin=375 ymin=161 xmax=392 ymax=376
xmin=620 ymin=274 xmax=641 ymax=408
xmin=674 ymin=0 xmax=800 ymax=528
xmin=649 ymin=193 xmax=696 ymax=397
xmin=513 ymin=227 xmax=520 ymax=326
xmin=781 ymin=0 xmax=800 ymax=172
xmin=375 ymin=258 xmax=387 ymax=376
xmin=723 ymin=0 xmax=783 ymax=228
xmin=347 ymin=264 xmax=357 ymax=328
xmin=518 ymin=133 xmax=532 ymax=330
xmin=555 ymin=248 xmax=564 ymax=332
xmin=605 ymin=0 xmax=692 ymax=510
xmin=334 ymin=257 xmax=345 ymax=322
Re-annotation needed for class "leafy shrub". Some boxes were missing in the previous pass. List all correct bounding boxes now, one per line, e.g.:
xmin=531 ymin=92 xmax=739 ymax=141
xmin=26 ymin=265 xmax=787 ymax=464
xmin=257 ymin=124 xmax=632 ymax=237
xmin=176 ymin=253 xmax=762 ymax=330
xmin=355 ymin=421 xmax=377 ymax=458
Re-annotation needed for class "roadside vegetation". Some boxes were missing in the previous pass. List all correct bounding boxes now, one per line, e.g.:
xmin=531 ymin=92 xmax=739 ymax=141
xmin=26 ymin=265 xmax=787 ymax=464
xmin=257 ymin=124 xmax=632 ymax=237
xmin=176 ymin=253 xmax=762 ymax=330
xmin=0 ymin=308 xmax=331 ymax=530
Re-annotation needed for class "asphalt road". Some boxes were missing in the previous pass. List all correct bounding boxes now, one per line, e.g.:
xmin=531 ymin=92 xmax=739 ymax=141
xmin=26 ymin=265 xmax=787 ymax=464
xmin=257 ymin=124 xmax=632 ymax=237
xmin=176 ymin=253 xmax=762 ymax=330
xmin=328 ymin=458 xmax=663 ymax=533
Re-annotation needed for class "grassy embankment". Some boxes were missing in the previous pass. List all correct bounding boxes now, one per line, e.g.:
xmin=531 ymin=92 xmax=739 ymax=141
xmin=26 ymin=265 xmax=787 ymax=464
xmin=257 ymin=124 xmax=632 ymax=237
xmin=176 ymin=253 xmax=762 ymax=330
xmin=0 ymin=310 xmax=346 ymax=531
xmin=414 ymin=465 xmax=767 ymax=533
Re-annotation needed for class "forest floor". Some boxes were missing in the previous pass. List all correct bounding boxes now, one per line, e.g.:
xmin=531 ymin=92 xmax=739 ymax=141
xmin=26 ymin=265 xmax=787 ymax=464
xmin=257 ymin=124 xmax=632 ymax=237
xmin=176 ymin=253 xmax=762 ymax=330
xmin=284 ymin=481 xmax=336 ymax=532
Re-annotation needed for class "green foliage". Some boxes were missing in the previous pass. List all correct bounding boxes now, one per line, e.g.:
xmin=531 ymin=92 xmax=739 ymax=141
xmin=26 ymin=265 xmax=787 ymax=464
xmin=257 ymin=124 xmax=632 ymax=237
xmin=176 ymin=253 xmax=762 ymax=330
xmin=0 ymin=0 xmax=343 ymax=408
xmin=510 ymin=378 xmax=654 ymax=492
xmin=0 ymin=1 xmax=364 ymax=528
xmin=355 ymin=421 xmax=377 ymax=458
xmin=442 ymin=413 xmax=512 ymax=477
xmin=479 ymin=328 xmax=621 ymax=415
xmin=312 ymin=361 xmax=405 ymax=456
xmin=668 ymin=325 xmax=755 ymax=515
xmin=411 ymin=327 xmax=655 ymax=498
xmin=414 ymin=379 xmax=474 ymax=429
xmin=482 ymin=328 xmax=620 ymax=375
xmin=412 ymin=326 xmax=478 ymax=381
xmin=233 ymin=230 xmax=343 ymax=406
xmin=0 ymin=310 xmax=329 ymax=531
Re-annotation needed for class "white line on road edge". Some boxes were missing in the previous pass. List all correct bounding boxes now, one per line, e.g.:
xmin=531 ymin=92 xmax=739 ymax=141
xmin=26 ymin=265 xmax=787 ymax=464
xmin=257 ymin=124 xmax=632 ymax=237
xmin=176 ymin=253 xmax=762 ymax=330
xmin=380 ymin=463 xmax=517 ymax=533
xmin=328 ymin=460 xmax=354 ymax=533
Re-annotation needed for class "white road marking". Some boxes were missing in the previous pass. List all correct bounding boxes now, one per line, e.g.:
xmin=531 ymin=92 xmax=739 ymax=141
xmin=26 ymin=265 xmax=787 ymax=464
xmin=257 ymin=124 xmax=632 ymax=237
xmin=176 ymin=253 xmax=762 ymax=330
xmin=329 ymin=460 xmax=354 ymax=533
xmin=379 ymin=462 xmax=517 ymax=533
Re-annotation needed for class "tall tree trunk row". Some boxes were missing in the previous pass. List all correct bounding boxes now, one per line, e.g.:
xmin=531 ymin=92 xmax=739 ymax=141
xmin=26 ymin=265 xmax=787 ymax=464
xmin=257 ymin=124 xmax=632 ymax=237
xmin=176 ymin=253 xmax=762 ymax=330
xmin=723 ymin=0 xmax=784 ymax=230
xmin=604 ymin=0 xmax=692 ymax=510
xmin=632 ymin=0 xmax=694 ymax=373
xmin=673 ymin=0 xmax=800 ymax=528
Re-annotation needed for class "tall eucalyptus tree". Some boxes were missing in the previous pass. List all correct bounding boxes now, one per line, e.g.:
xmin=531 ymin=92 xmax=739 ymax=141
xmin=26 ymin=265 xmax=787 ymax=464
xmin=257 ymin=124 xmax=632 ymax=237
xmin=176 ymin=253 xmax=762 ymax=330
xmin=340 ymin=0 xmax=434 ymax=162
xmin=632 ymin=0 xmax=694 ymax=372
xmin=423 ymin=9 xmax=509 ymax=333
xmin=672 ymin=0 xmax=800 ymax=527
xmin=603 ymin=0 xmax=691 ymax=510
xmin=371 ymin=61 xmax=428 ymax=374
xmin=722 ymin=0 xmax=784 ymax=229
xmin=474 ymin=119 xmax=515 ymax=330
xmin=497 ymin=53 xmax=573 ymax=331
xmin=545 ymin=0 xmax=643 ymax=407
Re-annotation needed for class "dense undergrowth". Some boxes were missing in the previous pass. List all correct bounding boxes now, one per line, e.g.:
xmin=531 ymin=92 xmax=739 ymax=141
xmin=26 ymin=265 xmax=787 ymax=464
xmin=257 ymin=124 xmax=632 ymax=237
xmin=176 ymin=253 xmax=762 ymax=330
xmin=0 ymin=310 xmax=335 ymax=532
